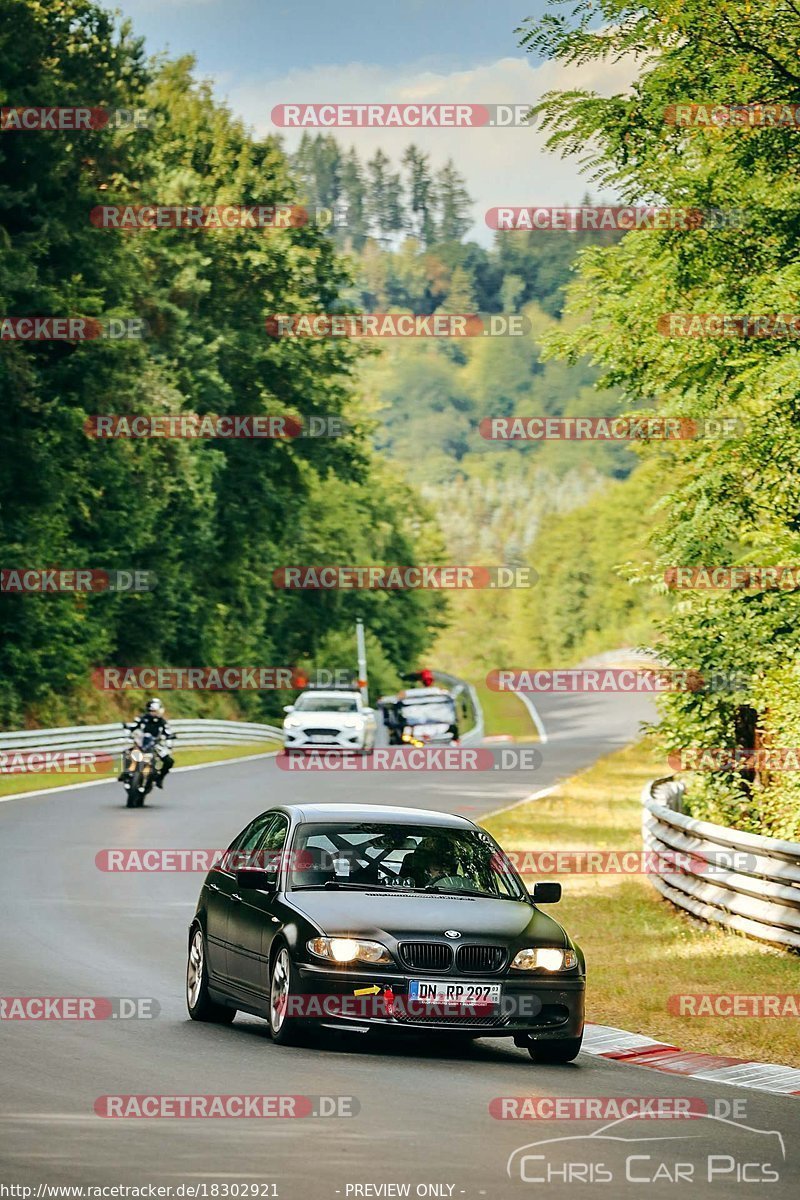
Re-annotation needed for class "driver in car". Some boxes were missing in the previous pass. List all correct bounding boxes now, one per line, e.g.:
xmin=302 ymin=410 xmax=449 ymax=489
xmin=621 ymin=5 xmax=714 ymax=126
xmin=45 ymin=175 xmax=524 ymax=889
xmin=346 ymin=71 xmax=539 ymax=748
xmin=405 ymin=837 xmax=468 ymax=890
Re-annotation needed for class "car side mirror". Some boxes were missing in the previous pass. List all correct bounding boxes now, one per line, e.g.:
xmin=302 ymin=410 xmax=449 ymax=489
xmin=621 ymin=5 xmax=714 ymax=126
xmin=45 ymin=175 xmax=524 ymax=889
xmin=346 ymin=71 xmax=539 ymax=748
xmin=363 ymin=707 xmax=374 ymax=716
xmin=531 ymin=881 xmax=562 ymax=905
xmin=283 ymin=704 xmax=295 ymax=713
xmin=236 ymin=867 xmax=278 ymax=891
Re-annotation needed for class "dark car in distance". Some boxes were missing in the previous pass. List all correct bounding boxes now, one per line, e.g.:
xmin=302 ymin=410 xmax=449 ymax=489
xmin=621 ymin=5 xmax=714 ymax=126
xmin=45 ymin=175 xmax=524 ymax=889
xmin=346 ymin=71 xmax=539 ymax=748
xmin=186 ymin=803 xmax=585 ymax=1062
xmin=378 ymin=688 xmax=460 ymax=747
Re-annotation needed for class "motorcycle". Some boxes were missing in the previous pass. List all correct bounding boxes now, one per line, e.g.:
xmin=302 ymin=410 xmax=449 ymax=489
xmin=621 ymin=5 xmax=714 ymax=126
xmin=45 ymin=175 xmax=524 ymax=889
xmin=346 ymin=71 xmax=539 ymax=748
xmin=121 ymin=725 xmax=161 ymax=808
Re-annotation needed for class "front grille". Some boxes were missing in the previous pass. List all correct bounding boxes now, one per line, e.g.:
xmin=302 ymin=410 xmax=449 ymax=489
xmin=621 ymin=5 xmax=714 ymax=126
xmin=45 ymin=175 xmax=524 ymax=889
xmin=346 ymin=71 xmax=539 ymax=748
xmin=456 ymin=944 xmax=506 ymax=974
xmin=396 ymin=1004 xmax=507 ymax=1028
xmin=399 ymin=942 xmax=453 ymax=972
xmin=303 ymin=728 xmax=341 ymax=738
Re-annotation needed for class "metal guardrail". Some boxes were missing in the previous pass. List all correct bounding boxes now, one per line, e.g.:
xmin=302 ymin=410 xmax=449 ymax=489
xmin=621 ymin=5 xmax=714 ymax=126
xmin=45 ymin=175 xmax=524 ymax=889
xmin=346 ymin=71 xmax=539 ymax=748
xmin=642 ymin=776 xmax=800 ymax=950
xmin=0 ymin=719 xmax=284 ymax=759
xmin=432 ymin=671 xmax=485 ymax=746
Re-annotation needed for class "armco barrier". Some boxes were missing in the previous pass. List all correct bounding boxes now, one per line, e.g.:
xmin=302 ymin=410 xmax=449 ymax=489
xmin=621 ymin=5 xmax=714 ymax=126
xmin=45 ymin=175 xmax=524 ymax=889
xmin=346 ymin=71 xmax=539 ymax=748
xmin=642 ymin=776 xmax=800 ymax=950
xmin=432 ymin=671 xmax=484 ymax=746
xmin=0 ymin=718 xmax=284 ymax=762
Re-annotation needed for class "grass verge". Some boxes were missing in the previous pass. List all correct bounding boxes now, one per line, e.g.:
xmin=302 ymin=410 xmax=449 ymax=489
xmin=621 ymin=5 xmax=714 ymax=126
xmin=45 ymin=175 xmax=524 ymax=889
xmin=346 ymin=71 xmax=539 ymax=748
xmin=482 ymin=737 xmax=800 ymax=1068
xmin=475 ymin=682 xmax=539 ymax=741
xmin=0 ymin=741 xmax=280 ymax=798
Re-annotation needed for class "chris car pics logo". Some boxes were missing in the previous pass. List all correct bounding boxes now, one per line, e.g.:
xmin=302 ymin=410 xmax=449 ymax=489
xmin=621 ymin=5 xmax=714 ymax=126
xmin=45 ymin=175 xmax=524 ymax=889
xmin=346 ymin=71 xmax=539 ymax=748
xmin=506 ymin=1114 xmax=784 ymax=1185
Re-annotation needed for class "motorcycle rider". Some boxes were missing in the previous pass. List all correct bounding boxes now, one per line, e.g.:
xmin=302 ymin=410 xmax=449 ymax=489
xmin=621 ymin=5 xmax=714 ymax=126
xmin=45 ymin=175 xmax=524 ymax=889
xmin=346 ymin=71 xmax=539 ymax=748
xmin=118 ymin=697 xmax=175 ymax=789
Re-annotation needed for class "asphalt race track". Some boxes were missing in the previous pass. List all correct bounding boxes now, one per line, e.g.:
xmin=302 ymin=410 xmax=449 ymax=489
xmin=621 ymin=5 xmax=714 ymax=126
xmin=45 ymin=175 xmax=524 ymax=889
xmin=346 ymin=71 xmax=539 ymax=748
xmin=2 ymin=691 xmax=798 ymax=1197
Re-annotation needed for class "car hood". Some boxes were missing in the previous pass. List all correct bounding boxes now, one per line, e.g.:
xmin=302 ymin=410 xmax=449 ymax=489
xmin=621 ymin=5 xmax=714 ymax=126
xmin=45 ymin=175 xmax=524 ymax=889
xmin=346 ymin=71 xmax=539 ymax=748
xmin=285 ymin=889 xmax=569 ymax=947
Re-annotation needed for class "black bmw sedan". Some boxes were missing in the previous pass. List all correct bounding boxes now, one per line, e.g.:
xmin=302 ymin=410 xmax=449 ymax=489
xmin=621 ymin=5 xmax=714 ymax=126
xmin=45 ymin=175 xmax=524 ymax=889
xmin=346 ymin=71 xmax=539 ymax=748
xmin=186 ymin=803 xmax=585 ymax=1062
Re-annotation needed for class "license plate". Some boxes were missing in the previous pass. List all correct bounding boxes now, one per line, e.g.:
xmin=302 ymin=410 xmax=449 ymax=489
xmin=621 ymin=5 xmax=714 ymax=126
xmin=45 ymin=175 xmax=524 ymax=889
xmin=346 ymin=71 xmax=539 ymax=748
xmin=310 ymin=735 xmax=337 ymax=743
xmin=408 ymin=980 xmax=502 ymax=1004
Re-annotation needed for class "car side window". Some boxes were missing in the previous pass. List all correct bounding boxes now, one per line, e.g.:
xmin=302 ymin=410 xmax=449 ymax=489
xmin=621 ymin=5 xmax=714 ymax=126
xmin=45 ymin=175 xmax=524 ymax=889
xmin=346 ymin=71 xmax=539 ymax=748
xmin=219 ymin=814 xmax=276 ymax=871
xmin=251 ymin=814 xmax=289 ymax=877
xmin=257 ymin=814 xmax=289 ymax=853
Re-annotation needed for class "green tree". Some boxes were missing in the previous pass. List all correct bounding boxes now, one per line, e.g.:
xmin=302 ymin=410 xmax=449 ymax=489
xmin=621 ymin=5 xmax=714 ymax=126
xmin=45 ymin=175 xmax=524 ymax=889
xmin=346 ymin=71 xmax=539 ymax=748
xmin=402 ymin=145 xmax=437 ymax=247
xmin=435 ymin=160 xmax=472 ymax=243
xmin=337 ymin=146 xmax=369 ymax=249
xmin=291 ymin=133 xmax=341 ymax=211
xmin=441 ymin=265 xmax=476 ymax=313
xmin=520 ymin=0 xmax=800 ymax=835
xmin=0 ymin=0 xmax=445 ymax=726
xmin=366 ymin=149 xmax=404 ymax=245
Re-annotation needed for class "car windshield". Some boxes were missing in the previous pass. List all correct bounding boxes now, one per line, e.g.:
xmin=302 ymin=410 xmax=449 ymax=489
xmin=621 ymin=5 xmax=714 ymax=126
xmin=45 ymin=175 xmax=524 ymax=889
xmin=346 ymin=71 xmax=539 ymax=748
xmin=399 ymin=701 xmax=455 ymax=724
xmin=288 ymin=822 xmax=524 ymax=899
xmin=293 ymin=695 xmax=359 ymax=713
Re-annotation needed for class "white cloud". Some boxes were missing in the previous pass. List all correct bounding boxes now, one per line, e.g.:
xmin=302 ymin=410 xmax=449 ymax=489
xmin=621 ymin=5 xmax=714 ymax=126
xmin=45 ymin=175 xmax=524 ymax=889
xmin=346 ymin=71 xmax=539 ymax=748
xmin=122 ymin=0 xmax=219 ymax=8
xmin=219 ymin=52 xmax=640 ymax=244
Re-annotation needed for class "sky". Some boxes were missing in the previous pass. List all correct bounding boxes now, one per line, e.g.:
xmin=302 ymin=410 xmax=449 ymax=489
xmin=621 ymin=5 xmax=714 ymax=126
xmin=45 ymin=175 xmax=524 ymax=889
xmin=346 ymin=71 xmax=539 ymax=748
xmin=114 ymin=0 xmax=637 ymax=244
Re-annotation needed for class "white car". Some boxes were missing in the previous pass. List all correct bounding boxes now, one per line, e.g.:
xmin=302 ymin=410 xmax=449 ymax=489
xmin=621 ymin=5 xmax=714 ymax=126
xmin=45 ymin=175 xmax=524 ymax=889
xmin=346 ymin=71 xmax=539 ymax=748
xmin=282 ymin=689 xmax=377 ymax=754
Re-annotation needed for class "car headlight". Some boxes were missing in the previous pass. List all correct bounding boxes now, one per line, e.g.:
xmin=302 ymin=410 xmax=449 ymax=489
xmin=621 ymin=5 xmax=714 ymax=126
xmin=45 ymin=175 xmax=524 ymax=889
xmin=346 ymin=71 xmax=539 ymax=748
xmin=284 ymin=716 xmax=302 ymax=727
xmin=341 ymin=717 xmax=363 ymax=728
xmin=511 ymin=947 xmax=578 ymax=971
xmin=307 ymin=936 xmax=392 ymax=965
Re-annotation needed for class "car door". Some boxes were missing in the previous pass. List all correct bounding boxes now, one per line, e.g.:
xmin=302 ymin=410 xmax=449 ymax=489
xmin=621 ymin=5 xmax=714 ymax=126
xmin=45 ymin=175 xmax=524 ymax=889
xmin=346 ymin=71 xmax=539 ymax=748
xmin=227 ymin=813 xmax=290 ymax=996
xmin=203 ymin=813 xmax=276 ymax=982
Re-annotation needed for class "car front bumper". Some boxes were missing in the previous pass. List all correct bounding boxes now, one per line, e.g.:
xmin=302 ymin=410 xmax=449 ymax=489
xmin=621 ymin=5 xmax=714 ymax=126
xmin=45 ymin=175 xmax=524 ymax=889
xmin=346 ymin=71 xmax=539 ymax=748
xmin=283 ymin=727 xmax=367 ymax=751
xmin=294 ymin=962 xmax=585 ymax=1040
xmin=401 ymin=734 xmax=457 ymax=747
